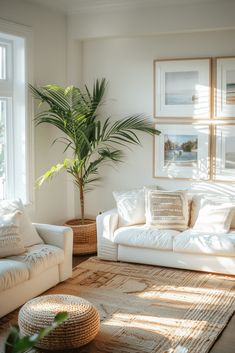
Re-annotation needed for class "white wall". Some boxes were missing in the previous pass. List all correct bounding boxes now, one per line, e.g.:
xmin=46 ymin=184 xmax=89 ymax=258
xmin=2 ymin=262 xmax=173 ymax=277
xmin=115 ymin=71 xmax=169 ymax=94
xmin=2 ymin=0 xmax=234 ymax=222
xmin=68 ymin=0 xmax=235 ymax=40
xmin=67 ymin=1 xmax=235 ymax=218
xmin=0 ymin=0 xmax=68 ymax=224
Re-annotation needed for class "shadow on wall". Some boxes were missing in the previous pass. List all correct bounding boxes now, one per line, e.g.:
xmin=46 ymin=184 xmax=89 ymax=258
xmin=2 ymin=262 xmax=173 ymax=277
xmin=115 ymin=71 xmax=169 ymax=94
xmin=189 ymin=182 xmax=235 ymax=197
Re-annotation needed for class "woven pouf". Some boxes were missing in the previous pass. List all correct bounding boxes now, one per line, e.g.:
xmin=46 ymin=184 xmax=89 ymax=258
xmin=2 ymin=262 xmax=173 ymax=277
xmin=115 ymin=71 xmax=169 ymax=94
xmin=18 ymin=294 xmax=100 ymax=350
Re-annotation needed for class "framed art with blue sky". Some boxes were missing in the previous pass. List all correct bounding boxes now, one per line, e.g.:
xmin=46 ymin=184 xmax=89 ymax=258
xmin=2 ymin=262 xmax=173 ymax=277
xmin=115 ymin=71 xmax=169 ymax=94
xmin=154 ymin=58 xmax=211 ymax=119
xmin=154 ymin=123 xmax=210 ymax=180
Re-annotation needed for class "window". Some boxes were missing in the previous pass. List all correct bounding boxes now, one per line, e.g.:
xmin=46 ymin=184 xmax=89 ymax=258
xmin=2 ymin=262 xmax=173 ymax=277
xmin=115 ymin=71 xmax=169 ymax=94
xmin=0 ymin=24 xmax=33 ymax=204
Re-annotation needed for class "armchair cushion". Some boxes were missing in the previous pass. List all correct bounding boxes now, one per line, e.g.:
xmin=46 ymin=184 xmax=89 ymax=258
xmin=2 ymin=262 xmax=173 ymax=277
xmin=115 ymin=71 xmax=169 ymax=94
xmin=8 ymin=244 xmax=64 ymax=278
xmin=0 ymin=199 xmax=43 ymax=247
xmin=0 ymin=211 xmax=25 ymax=258
xmin=0 ymin=259 xmax=29 ymax=291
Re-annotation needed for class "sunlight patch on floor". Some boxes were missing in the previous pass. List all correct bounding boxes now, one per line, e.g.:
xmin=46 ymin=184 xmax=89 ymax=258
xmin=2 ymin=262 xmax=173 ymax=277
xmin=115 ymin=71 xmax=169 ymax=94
xmin=102 ymin=312 xmax=208 ymax=338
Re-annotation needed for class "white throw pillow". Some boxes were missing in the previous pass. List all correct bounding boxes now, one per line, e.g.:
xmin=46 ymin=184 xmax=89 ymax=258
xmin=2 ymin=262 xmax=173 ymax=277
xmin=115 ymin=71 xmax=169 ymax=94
xmin=113 ymin=189 xmax=145 ymax=227
xmin=190 ymin=195 xmax=203 ymax=227
xmin=145 ymin=189 xmax=189 ymax=231
xmin=193 ymin=196 xmax=235 ymax=234
xmin=0 ymin=211 xmax=25 ymax=258
xmin=0 ymin=199 xmax=43 ymax=247
xmin=191 ymin=195 xmax=235 ymax=226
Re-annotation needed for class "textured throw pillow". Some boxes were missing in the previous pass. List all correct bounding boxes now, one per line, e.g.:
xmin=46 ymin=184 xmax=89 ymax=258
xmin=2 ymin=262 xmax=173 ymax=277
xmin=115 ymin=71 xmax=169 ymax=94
xmin=0 ymin=199 xmax=43 ymax=247
xmin=145 ymin=189 xmax=189 ymax=230
xmin=0 ymin=211 xmax=25 ymax=258
xmin=113 ymin=189 xmax=146 ymax=227
xmin=193 ymin=196 xmax=235 ymax=234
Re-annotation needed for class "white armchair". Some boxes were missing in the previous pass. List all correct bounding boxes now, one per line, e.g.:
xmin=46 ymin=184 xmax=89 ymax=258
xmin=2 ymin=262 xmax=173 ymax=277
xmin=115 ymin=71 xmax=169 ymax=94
xmin=0 ymin=223 xmax=73 ymax=318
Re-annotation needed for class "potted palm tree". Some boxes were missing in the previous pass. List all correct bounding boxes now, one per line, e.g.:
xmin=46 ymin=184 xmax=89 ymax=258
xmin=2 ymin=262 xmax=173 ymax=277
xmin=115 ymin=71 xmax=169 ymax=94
xmin=30 ymin=79 xmax=160 ymax=254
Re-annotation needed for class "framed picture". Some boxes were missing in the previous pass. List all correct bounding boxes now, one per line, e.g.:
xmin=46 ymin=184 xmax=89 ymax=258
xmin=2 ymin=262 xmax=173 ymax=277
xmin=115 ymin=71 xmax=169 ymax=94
xmin=154 ymin=123 xmax=210 ymax=179
xmin=154 ymin=58 xmax=211 ymax=118
xmin=213 ymin=124 xmax=235 ymax=181
xmin=215 ymin=57 xmax=235 ymax=118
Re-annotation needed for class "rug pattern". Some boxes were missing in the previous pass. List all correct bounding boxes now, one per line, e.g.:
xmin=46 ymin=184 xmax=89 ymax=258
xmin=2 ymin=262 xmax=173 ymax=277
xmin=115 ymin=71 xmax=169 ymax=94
xmin=1 ymin=257 xmax=235 ymax=353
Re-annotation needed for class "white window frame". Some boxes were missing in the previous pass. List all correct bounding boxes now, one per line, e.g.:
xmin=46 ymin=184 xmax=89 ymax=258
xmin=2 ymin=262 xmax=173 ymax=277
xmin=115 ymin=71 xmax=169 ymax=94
xmin=0 ymin=19 xmax=34 ymax=205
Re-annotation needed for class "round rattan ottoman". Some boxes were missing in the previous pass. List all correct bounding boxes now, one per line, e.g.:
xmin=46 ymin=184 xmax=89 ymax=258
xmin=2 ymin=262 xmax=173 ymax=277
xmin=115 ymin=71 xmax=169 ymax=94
xmin=18 ymin=294 xmax=100 ymax=350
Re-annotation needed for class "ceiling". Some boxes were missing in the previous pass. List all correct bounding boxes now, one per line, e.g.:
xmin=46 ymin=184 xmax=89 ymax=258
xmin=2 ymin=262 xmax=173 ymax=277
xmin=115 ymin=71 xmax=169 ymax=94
xmin=25 ymin=0 xmax=223 ymax=14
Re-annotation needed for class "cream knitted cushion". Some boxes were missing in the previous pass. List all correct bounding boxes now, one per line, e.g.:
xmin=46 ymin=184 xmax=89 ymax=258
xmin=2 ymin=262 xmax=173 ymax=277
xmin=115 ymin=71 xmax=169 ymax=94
xmin=0 ymin=211 xmax=25 ymax=258
xmin=145 ymin=189 xmax=189 ymax=230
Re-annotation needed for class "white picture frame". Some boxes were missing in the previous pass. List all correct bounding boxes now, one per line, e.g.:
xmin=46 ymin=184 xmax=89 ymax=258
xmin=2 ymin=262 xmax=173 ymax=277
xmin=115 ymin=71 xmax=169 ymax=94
xmin=213 ymin=124 xmax=235 ymax=181
xmin=215 ymin=57 xmax=235 ymax=118
xmin=154 ymin=123 xmax=210 ymax=180
xmin=154 ymin=58 xmax=211 ymax=118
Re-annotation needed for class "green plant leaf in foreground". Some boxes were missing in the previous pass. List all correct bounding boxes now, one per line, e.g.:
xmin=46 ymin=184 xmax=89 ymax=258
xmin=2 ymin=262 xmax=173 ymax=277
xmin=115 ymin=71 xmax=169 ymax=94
xmin=4 ymin=312 xmax=68 ymax=353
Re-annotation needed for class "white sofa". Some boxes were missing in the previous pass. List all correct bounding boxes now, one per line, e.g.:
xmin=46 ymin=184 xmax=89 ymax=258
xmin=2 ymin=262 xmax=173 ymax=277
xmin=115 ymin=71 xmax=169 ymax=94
xmin=0 ymin=223 xmax=73 ymax=318
xmin=97 ymin=208 xmax=235 ymax=275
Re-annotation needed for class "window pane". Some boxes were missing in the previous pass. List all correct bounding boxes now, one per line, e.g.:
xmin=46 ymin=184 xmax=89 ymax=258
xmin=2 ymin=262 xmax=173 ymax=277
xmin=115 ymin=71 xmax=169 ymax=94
xmin=0 ymin=99 xmax=6 ymax=198
xmin=0 ymin=45 xmax=6 ymax=80
xmin=0 ymin=32 xmax=28 ymax=202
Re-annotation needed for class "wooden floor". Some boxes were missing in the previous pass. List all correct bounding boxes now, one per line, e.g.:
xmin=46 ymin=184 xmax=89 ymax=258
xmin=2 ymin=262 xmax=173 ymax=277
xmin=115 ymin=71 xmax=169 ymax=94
xmin=210 ymin=313 xmax=235 ymax=353
xmin=73 ymin=255 xmax=235 ymax=353
xmin=73 ymin=254 xmax=91 ymax=267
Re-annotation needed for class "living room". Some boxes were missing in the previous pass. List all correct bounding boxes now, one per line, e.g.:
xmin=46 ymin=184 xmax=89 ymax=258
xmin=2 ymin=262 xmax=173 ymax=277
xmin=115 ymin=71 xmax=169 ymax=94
xmin=0 ymin=0 xmax=235 ymax=352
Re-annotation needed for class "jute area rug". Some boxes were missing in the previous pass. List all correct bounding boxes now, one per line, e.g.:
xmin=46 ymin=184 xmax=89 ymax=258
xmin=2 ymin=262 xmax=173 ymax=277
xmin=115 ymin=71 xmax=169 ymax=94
xmin=1 ymin=257 xmax=235 ymax=353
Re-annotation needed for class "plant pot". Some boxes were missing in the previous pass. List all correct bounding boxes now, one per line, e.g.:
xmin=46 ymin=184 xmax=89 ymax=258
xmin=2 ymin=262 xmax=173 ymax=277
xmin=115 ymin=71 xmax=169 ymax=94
xmin=64 ymin=219 xmax=97 ymax=255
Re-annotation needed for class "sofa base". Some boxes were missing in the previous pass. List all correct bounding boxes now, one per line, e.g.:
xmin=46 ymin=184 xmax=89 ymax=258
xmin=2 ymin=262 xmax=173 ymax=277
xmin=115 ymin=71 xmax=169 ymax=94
xmin=118 ymin=245 xmax=235 ymax=276
xmin=0 ymin=266 xmax=60 ymax=318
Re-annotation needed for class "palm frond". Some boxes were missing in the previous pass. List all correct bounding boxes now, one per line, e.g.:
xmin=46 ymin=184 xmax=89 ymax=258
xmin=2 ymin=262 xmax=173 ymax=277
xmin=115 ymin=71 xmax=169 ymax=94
xmin=30 ymin=79 xmax=161 ymax=221
xmin=100 ymin=115 xmax=160 ymax=147
xmin=84 ymin=78 xmax=107 ymax=121
xmin=36 ymin=163 xmax=65 ymax=187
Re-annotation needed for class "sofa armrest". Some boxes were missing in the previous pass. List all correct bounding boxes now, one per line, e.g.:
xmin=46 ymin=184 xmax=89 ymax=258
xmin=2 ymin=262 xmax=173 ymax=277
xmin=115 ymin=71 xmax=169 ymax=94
xmin=33 ymin=223 xmax=73 ymax=281
xmin=96 ymin=208 xmax=119 ymax=261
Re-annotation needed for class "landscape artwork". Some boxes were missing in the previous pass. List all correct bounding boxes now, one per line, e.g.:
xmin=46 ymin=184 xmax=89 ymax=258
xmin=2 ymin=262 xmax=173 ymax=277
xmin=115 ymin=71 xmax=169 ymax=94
xmin=165 ymin=71 xmax=199 ymax=105
xmin=225 ymin=136 xmax=235 ymax=169
xmin=226 ymin=70 xmax=235 ymax=104
xmin=164 ymin=134 xmax=198 ymax=166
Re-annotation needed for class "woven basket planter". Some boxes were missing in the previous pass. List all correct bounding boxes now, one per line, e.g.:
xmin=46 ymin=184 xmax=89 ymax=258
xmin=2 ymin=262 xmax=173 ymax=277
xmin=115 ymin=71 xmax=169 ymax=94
xmin=18 ymin=294 xmax=100 ymax=350
xmin=64 ymin=219 xmax=97 ymax=255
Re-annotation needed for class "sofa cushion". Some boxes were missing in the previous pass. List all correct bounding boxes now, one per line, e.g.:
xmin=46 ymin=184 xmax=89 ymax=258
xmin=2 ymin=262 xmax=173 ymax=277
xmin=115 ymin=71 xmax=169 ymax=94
xmin=191 ymin=195 xmax=235 ymax=227
xmin=0 ymin=259 xmax=29 ymax=291
xmin=145 ymin=189 xmax=189 ymax=230
xmin=193 ymin=203 xmax=235 ymax=234
xmin=113 ymin=189 xmax=146 ymax=227
xmin=8 ymin=244 xmax=64 ymax=278
xmin=173 ymin=229 xmax=235 ymax=257
xmin=191 ymin=195 xmax=235 ymax=233
xmin=113 ymin=225 xmax=180 ymax=251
